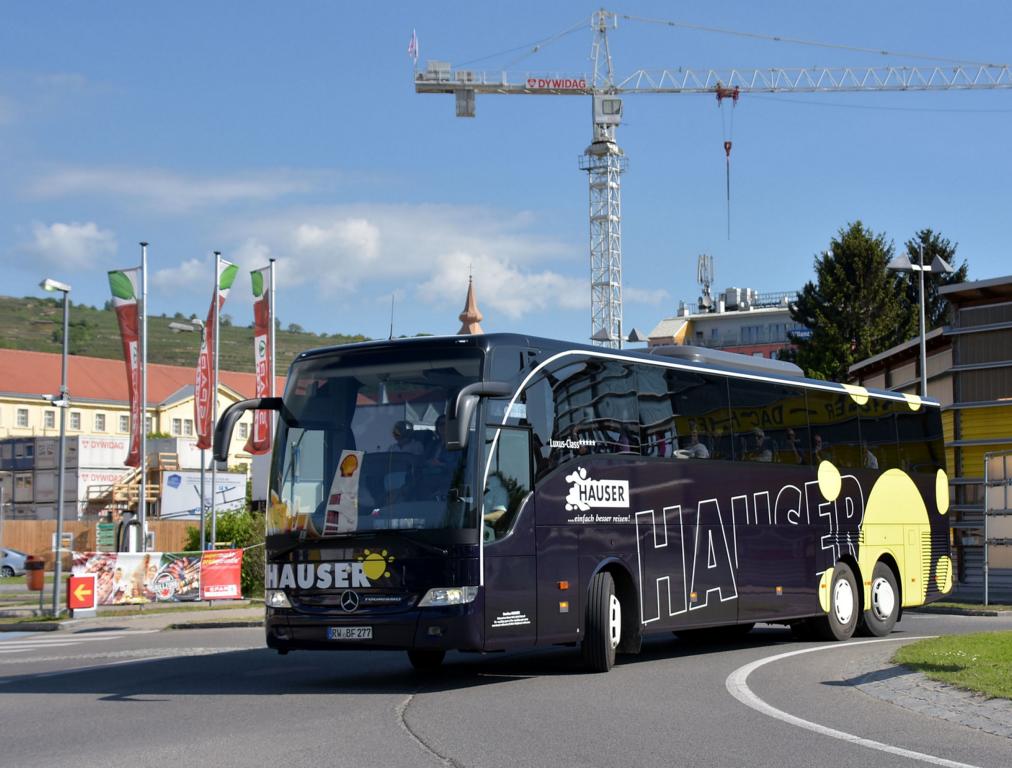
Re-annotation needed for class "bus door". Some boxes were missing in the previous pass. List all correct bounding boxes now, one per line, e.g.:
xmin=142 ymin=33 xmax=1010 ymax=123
xmin=481 ymin=425 xmax=538 ymax=650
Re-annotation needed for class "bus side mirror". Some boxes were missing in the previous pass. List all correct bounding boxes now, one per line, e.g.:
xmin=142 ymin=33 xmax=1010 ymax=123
xmin=447 ymin=381 xmax=514 ymax=450
xmin=213 ymin=397 xmax=284 ymax=462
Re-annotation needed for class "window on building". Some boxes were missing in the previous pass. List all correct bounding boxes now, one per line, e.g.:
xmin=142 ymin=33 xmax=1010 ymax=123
xmin=172 ymin=418 xmax=182 ymax=436
xmin=239 ymin=422 xmax=249 ymax=439
xmin=70 ymin=411 xmax=81 ymax=430
xmin=95 ymin=413 xmax=106 ymax=432
xmin=145 ymin=416 xmax=153 ymax=434
xmin=16 ymin=409 xmax=29 ymax=428
xmin=119 ymin=414 xmax=129 ymax=433
xmin=184 ymin=419 xmax=194 ymax=436
xmin=44 ymin=410 xmax=56 ymax=429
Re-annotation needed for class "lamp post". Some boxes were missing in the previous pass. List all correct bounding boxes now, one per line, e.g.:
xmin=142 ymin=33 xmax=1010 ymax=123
xmin=40 ymin=277 xmax=71 ymax=616
xmin=169 ymin=318 xmax=209 ymax=550
xmin=887 ymin=245 xmax=954 ymax=399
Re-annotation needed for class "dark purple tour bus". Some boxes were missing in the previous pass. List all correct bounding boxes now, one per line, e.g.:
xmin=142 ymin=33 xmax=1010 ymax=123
xmin=214 ymin=333 xmax=953 ymax=672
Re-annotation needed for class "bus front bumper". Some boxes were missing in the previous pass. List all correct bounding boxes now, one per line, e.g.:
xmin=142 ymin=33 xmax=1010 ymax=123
xmin=266 ymin=601 xmax=484 ymax=653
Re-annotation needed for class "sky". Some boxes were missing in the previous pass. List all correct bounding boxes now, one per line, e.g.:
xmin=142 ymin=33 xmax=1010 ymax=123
xmin=2 ymin=1 xmax=1011 ymax=348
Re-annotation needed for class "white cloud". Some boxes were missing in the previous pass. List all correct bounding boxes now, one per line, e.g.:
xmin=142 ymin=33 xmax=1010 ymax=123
xmin=151 ymin=238 xmax=274 ymax=302
xmin=624 ymin=286 xmax=669 ymax=305
xmin=227 ymin=203 xmax=583 ymax=319
xmin=28 ymin=167 xmax=327 ymax=212
xmin=21 ymin=221 xmax=116 ymax=269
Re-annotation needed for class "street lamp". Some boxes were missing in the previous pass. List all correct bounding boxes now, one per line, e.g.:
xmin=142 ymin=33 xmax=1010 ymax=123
xmin=169 ymin=317 xmax=210 ymax=550
xmin=887 ymin=245 xmax=954 ymax=398
xmin=40 ymin=276 xmax=71 ymax=616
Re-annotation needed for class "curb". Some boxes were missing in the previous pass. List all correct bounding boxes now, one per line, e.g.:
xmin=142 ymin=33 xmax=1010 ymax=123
xmin=908 ymin=606 xmax=1002 ymax=617
xmin=166 ymin=620 xmax=264 ymax=630
xmin=0 ymin=622 xmax=61 ymax=632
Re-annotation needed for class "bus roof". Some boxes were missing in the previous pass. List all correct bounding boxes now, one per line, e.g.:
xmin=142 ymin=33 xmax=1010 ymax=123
xmin=293 ymin=333 xmax=939 ymax=409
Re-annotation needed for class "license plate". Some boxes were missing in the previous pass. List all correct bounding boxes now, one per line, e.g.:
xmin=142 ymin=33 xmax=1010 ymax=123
xmin=327 ymin=626 xmax=372 ymax=640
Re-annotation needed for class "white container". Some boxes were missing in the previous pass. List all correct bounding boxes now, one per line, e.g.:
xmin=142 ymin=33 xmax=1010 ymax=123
xmin=32 ymin=469 xmax=79 ymax=502
xmin=0 ymin=470 xmax=11 ymax=505
xmin=32 ymin=435 xmax=130 ymax=470
xmin=75 ymin=468 xmax=132 ymax=504
xmin=30 ymin=502 xmax=80 ymax=521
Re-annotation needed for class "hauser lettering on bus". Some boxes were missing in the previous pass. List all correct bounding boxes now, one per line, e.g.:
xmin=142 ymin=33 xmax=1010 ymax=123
xmin=266 ymin=562 xmax=370 ymax=590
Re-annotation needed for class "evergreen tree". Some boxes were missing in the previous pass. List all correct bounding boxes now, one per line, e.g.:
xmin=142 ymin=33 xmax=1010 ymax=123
xmin=790 ymin=221 xmax=907 ymax=381
xmin=897 ymin=229 xmax=968 ymax=332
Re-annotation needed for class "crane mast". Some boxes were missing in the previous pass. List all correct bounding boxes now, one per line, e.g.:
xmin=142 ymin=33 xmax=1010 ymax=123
xmin=414 ymin=11 xmax=1012 ymax=348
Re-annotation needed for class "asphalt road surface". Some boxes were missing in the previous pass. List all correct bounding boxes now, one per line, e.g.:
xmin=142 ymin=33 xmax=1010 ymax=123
xmin=1 ymin=612 xmax=1010 ymax=768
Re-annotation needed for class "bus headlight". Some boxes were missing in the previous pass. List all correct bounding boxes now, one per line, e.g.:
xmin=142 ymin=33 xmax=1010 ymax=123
xmin=266 ymin=590 xmax=292 ymax=608
xmin=417 ymin=586 xmax=479 ymax=607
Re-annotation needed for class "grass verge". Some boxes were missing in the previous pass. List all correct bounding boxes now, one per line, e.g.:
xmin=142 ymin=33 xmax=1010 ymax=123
xmin=927 ymin=601 xmax=1012 ymax=612
xmin=893 ymin=632 xmax=1012 ymax=699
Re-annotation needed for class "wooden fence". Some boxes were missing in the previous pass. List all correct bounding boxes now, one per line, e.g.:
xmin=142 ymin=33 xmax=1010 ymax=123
xmin=1 ymin=520 xmax=196 ymax=568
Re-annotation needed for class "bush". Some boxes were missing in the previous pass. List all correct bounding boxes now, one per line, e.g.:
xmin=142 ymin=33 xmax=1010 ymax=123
xmin=185 ymin=508 xmax=266 ymax=598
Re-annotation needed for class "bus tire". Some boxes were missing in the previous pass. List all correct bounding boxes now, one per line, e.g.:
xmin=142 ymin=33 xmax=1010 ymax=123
xmin=407 ymin=649 xmax=445 ymax=671
xmin=582 ymin=571 xmax=619 ymax=672
xmin=857 ymin=561 xmax=899 ymax=637
xmin=812 ymin=563 xmax=859 ymax=641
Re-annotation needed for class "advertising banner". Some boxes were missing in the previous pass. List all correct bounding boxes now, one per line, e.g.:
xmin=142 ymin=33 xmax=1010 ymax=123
xmin=71 ymin=549 xmax=244 ymax=605
xmin=246 ymin=265 xmax=273 ymax=455
xmin=107 ymin=268 xmax=142 ymax=467
xmin=159 ymin=470 xmax=247 ymax=520
xmin=195 ymin=259 xmax=239 ymax=450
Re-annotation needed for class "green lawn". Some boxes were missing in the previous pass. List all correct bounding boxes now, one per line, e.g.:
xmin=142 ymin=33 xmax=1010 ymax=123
xmin=893 ymin=632 xmax=1012 ymax=699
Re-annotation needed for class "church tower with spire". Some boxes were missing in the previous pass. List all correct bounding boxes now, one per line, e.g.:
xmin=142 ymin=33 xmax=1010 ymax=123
xmin=457 ymin=276 xmax=484 ymax=335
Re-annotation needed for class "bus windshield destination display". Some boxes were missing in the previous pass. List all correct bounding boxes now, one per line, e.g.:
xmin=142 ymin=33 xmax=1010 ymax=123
xmin=215 ymin=333 xmax=951 ymax=672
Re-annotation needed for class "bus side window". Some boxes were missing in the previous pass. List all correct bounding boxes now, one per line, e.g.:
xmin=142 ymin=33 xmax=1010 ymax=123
xmin=524 ymin=376 xmax=555 ymax=478
xmin=483 ymin=427 xmax=532 ymax=542
xmin=805 ymin=390 xmax=862 ymax=469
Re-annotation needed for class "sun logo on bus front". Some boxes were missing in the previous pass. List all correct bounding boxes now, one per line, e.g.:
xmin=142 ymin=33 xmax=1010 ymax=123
xmin=358 ymin=549 xmax=394 ymax=580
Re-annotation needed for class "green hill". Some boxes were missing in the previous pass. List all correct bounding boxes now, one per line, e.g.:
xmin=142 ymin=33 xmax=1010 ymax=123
xmin=0 ymin=295 xmax=369 ymax=373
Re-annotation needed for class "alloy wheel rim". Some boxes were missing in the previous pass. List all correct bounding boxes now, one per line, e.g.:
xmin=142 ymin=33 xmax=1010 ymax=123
xmin=871 ymin=576 xmax=895 ymax=621
xmin=833 ymin=577 xmax=854 ymax=625
xmin=609 ymin=593 xmax=622 ymax=649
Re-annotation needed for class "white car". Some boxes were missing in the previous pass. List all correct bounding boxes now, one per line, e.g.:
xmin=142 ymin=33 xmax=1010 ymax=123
xmin=0 ymin=548 xmax=28 ymax=578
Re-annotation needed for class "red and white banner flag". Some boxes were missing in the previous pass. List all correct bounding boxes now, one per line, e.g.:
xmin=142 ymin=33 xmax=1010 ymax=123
xmin=108 ymin=268 xmax=142 ymax=467
xmin=195 ymin=259 xmax=239 ymax=450
xmin=245 ymin=265 xmax=273 ymax=454
xmin=407 ymin=29 xmax=419 ymax=65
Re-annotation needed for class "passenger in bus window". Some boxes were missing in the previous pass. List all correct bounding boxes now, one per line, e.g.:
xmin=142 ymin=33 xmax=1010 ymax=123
xmin=862 ymin=443 xmax=879 ymax=469
xmin=812 ymin=433 xmax=832 ymax=464
xmin=748 ymin=428 xmax=773 ymax=462
xmin=483 ymin=472 xmax=509 ymax=540
xmin=783 ymin=428 xmax=805 ymax=464
xmin=426 ymin=416 xmax=452 ymax=466
xmin=683 ymin=422 xmax=710 ymax=459
xmin=393 ymin=421 xmax=425 ymax=456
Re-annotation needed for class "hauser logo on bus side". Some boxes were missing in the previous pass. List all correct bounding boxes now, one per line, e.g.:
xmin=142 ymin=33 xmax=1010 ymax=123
xmin=564 ymin=467 xmax=629 ymax=512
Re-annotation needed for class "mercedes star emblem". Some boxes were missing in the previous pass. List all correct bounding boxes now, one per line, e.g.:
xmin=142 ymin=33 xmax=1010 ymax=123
xmin=340 ymin=590 xmax=360 ymax=612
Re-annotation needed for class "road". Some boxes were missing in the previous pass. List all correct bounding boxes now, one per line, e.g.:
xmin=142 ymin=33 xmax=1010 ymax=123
xmin=1 ymin=612 xmax=1009 ymax=768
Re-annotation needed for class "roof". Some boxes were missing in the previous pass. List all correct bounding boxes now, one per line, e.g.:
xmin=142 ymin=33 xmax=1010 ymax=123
xmin=848 ymin=327 xmax=948 ymax=376
xmin=0 ymin=349 xmax=286 ymax=406
xmin=938 ymin=274 xmax=1012 ymax=304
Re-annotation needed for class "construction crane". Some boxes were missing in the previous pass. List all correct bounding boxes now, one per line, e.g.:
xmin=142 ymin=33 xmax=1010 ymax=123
xmin=415 ymin=10 xmax=1012 ymax=348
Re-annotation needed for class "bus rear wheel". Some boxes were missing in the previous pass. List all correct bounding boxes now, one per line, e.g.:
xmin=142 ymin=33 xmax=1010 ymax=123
xmin=813 ymin=563 xmax=859 ymax=641
xmin=407 ymin=649 xmax=445 ymax=672
xmin=857 ymin=562 xmax=899 ymax=637
xmin=582 ymin=571 xmax=620 ymax=672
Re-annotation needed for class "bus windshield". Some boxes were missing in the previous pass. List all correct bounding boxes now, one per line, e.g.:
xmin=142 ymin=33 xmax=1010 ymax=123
xmin=268 ymin=347 xmax=483 ymax=538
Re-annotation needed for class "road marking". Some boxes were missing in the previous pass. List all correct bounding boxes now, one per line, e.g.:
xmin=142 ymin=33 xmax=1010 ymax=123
xmin=725 ymin=637 xmax=983 ymax=768
xmin=0 ymin=630 xmax=158 ymax=655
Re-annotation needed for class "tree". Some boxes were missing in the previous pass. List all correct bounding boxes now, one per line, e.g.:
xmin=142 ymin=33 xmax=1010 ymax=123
xmin=790 ymin=221 xmax=907 ymax=381
xmin=898 ymin=229 xmax=968 ymax=332
xmin=287 ymin=322 xmax=303 ymax=333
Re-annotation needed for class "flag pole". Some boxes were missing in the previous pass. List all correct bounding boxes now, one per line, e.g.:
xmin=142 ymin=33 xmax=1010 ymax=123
xmin=211 ymin=251 xmax=221 ymax=549
xmin=139 ymin=242 xmax=148 ymax=552
xmin=269 ymin=258 xmax=276 ymax=401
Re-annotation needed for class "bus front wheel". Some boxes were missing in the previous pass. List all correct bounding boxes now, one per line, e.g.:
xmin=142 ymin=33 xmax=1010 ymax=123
xmin=407 ymin=649 xmax=445 ymax=672
xmin=857 ymin=562 xmax=899 ymax=637
xmin=582 ymin=571 xmax=620 ymax=672
xmin=813 ymin=562 xmax=859 ymax=641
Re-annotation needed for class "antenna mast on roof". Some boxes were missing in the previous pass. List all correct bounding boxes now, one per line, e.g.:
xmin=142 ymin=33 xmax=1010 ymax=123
xmin=697 ymin=253 xmax=714 ymax=312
